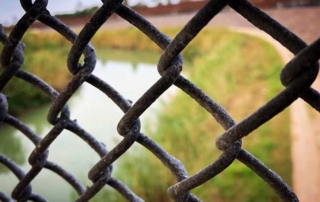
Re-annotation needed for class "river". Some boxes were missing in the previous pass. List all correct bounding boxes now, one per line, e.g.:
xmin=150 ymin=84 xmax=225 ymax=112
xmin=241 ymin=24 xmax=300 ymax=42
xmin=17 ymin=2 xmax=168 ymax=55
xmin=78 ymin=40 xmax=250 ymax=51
xmin=0 ymin=51 xmax=177 ymax=201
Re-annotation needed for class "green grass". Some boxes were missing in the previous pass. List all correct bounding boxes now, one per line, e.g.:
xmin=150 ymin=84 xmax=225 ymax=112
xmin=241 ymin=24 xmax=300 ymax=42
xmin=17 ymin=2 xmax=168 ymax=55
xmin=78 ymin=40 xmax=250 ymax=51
xmin=106 ymin=29 xmax=291 ymax=202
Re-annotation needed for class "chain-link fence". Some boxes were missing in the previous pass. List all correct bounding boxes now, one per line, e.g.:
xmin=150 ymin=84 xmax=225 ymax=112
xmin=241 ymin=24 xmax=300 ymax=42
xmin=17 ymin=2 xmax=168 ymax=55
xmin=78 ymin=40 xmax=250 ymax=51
xmin=0 ymin=0 xmax=319 ymax=201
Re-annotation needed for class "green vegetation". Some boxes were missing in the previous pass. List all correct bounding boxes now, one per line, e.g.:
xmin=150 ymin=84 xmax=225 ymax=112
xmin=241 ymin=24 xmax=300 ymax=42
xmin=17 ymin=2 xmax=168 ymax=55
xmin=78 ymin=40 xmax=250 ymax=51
xmin=100 ymin=29 xmax=291 ymax=201
xmin=0 ymin=31 xmax=72 ymax=115
xmin=0 ymin=27 xmax=291 ymax=201
xmin=91 ymin=27 xmax=203 ymax=62
xmin=0 ymin=27 xmax=167 ymax=115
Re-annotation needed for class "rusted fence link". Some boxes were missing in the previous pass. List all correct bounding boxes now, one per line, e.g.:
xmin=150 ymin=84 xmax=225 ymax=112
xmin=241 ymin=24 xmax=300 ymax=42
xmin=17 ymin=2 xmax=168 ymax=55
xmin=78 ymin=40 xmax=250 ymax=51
xmin=0 ymin=0 xmax=319 ymax=201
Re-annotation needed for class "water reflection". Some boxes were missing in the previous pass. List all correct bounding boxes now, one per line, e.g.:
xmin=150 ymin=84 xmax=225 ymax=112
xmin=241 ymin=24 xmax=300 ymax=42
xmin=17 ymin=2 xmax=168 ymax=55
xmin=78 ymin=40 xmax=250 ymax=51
xmin=0 ymin=58 xmax=176 ymax=201
xmin=0 ymin=125 xmax=24 ymax=173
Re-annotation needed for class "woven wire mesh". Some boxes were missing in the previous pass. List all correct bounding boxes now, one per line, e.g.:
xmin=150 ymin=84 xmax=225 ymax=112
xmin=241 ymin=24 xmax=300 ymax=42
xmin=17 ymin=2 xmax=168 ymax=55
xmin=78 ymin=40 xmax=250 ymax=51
xmin=0 ymin=0 xmax=319 ymax=201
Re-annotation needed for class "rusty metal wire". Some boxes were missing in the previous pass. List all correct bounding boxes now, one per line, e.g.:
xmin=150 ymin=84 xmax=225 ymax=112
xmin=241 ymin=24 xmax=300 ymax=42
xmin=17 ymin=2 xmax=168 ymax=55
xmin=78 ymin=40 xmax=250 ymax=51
xmin=0 ymin=0 xmax=319 ymax=201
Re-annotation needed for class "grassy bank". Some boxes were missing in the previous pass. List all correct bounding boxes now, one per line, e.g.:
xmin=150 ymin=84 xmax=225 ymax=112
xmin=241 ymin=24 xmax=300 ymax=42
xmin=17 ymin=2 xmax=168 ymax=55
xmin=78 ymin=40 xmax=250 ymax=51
xmin=0 ymin=28 xmax=291 ymax=201
xmin=0 ymin=32 xmax=72 ymax=115
xmin=0 ymin=28 xmax=174 ymax=115
xmin=103 ymin=29 xmax=291 ymax=201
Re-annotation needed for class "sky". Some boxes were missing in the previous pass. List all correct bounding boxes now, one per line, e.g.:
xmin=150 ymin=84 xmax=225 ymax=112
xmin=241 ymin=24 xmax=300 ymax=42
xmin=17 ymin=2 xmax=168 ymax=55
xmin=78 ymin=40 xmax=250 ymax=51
xmin=0 ymin=0 xmax=180 ymax=26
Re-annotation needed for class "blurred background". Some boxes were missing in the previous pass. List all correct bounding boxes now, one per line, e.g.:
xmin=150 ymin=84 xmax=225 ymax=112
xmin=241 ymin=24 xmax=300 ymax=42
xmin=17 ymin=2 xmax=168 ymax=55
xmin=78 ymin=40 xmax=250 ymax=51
xmin=0 ymin=0 xmax=319 ymax=201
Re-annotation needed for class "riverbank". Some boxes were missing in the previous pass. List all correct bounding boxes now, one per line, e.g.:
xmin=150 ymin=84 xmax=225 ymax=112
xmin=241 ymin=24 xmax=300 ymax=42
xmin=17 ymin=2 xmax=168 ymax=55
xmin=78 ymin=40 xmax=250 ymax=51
xmin=0 ymin=34 xmax=72 ymax=115
xmin=0 ymin=27 xmax=227 ymax=115
xmin=0 ymin=28 xmax=291 ymax=201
